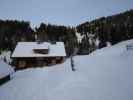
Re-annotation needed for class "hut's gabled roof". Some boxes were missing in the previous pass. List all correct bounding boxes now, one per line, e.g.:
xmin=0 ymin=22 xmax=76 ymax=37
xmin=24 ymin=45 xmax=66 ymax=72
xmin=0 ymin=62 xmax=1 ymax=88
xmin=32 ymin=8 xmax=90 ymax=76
xmin=12 ymin=42 xmax=66 ymax=58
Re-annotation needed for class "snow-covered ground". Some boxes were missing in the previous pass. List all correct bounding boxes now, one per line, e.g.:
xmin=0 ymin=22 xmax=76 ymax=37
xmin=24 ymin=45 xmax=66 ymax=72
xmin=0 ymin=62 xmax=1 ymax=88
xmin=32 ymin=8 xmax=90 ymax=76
xmin=0 ymin=39 xmax=133 ymax=100
xmin=0 ymin=60 xmax=14 ymax=79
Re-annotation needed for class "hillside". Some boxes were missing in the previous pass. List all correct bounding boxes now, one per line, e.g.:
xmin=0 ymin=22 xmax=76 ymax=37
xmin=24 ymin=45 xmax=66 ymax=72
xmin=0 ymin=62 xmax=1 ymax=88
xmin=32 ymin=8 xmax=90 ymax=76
xmin=77 ymin=9 xmax=133 ymax=54
xmin=0 ymin=39 xmax=133 ymax=100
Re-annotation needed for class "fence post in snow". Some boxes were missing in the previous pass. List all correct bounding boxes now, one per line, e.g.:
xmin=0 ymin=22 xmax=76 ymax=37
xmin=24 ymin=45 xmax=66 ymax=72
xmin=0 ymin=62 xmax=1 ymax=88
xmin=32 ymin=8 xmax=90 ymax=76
xmin=71 ymin=56 xmax=75 ymax=71
xmin=70 ymin=48 xmax=79 ymax=71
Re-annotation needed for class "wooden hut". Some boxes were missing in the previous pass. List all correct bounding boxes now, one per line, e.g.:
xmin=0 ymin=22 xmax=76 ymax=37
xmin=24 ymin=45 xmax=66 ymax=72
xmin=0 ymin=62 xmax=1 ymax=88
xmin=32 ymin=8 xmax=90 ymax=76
xmin=11 ymin=42 xmax=66 ymax=69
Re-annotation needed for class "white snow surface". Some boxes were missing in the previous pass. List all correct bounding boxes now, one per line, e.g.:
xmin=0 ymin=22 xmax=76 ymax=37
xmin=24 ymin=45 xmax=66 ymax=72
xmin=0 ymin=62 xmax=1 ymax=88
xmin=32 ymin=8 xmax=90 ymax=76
xmin=1 ymin=39 xmax=133 ymax=100
xmin=12 ymin=42 xmax=66 ymax=57
xmin=34 ymin=42 xmax=49 ymax=50
xmin=0 ymin=60 xmax=14 ymax=79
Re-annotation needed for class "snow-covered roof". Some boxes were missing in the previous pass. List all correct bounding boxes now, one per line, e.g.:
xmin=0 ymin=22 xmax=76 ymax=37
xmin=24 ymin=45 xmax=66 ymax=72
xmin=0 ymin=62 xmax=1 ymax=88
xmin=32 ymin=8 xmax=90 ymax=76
xmin=12 ymin=42 xmax=66 ymax=58
xmin=34 ymin=42 xmax=49 ymax=50
xmin=0 ymin=60 xmax=14 ymax=79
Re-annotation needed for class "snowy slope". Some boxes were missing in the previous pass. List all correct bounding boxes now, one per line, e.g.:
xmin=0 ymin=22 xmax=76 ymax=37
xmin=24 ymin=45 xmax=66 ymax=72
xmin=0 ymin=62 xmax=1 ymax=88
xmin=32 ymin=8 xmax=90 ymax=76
xmin=0 ymin=39 xmax=133 ymax=100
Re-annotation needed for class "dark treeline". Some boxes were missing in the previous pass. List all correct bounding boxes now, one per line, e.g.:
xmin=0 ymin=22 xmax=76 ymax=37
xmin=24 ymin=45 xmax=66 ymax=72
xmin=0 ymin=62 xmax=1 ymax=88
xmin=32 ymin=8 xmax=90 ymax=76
xmin=0 ymin=9 xmax=133 ymax=56
xmin=0 ymin=20 xmax=34 ymax=52
xmin=35 ymin=23 xmax=78 ymax=56
xmin=0 ymin=20 xmax=78 ymax=56
xmin=77 ymin=9 xmax=133 ymax=54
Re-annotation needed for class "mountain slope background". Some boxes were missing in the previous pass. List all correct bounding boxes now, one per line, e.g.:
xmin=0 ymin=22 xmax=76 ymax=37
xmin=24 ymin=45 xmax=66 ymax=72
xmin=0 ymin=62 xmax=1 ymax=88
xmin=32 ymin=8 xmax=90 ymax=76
xmin=76 ymin=9 xmax=133 ymax=54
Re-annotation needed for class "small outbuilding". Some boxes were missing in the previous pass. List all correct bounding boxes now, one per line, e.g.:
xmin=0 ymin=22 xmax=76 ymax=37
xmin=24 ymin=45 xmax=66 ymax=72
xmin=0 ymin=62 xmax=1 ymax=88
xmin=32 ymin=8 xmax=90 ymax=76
xmin=0 ymin=60 xmax=14 ymax=85
xmin=11 ymin=42 xmax=66 ymax=69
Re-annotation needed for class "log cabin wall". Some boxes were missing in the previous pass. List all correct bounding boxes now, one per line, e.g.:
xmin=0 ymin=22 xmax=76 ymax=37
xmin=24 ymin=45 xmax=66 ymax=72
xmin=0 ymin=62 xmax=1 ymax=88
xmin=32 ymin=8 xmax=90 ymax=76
xmin=12 ymin=57 xmax=65 ymax=70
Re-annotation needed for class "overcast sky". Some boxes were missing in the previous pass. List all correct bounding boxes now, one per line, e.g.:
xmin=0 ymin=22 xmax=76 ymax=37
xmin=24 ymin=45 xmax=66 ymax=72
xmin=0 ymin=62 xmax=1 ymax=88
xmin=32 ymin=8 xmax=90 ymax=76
xmin=0 ymin=0 xmax=133 ymax=27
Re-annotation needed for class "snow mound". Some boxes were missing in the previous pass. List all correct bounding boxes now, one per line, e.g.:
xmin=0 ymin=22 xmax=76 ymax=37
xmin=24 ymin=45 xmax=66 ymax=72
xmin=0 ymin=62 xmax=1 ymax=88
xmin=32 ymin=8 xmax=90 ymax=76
xmin=0 ymin=39 xmax=133 ymax=100
xmin=0 ymin=60 xmax=14 ymax=79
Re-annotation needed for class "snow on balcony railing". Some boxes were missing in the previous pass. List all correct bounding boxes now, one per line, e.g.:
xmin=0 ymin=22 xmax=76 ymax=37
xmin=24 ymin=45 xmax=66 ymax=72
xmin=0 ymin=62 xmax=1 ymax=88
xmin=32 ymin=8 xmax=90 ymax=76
xmin=126 ymin=44 xmax=133 ymax=50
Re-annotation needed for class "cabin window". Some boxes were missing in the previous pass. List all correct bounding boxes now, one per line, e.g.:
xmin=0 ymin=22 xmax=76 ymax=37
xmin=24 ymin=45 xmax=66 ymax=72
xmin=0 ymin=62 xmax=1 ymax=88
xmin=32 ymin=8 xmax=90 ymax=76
xmin=18 ymin=60 xmax=26 ymax=68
